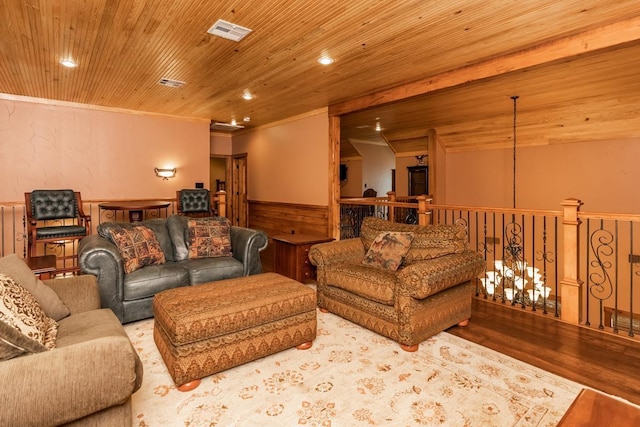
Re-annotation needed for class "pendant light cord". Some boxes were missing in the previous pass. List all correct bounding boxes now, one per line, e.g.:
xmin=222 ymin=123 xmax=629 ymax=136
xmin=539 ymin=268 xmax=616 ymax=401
xmin=511 ymin=96 xmax=519 ymax=210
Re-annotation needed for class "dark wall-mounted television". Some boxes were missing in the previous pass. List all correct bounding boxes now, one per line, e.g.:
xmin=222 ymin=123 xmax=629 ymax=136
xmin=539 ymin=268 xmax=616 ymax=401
xmin=340 ymin=164 xmax=348 ymax=181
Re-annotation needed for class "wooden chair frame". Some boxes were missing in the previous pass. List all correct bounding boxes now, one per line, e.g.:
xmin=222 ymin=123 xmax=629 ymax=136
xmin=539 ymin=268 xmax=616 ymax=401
xmin=25 ymin=191 xmax=91 ymax=272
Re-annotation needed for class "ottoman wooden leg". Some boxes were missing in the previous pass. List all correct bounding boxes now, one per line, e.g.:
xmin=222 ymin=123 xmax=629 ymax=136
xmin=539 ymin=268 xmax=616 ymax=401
xmin=296 ymin=341 xmax=313 ymax=350
xmin=319 ymin=308 xmax=329 ymax=313
xmin=177 ymin=379 xmax=201 ymax=392
xmin=458 ymin=318 xmax=470 ymax=327
xmin=400 ymin=343 xmax=419 ymax=352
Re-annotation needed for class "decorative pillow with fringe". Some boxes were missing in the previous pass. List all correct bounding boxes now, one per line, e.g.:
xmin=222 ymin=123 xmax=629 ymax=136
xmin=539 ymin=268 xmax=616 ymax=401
xmin=362 ymin=231 xmax=414 ymax=271
xmin=0 ymin=254 xmax=70 ymax=321
xmin=0 ymin=273 xmax=57 ymax=360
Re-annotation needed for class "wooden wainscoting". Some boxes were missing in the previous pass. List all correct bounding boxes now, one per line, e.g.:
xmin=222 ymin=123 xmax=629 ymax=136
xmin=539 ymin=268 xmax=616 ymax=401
xmin=248 ymin=200 xmax=329 ymax=272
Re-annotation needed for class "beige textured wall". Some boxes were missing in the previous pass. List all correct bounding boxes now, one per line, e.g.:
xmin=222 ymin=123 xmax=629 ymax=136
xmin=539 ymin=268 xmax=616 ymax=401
xmin=210 ymin=132 xmax=233 ymax=156
xmin=6 ymin=94 xmax=638 ymax=215
xmin=209 ymin=157 xmax=227 ymax=191
xmin=0 ymin=96 xmax=210 ymax=202
xmin=444 ymin=138 xmax=640 ymax=213
xmin=340 ymin=159 xmax=362 ymax=198
xmin=352 ymin=141 xmax=394 ymax=196
xmin=232 ymin=110 xmax=329 ymax=205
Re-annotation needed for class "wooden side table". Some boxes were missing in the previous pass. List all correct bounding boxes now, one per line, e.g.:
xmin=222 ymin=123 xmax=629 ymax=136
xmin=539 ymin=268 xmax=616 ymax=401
xmin=99 ymin=201 xmax=170 ymax=223
xmin=26 ymin=255 xmax=57 ymax=279
xmin=557 ymin=388 xmax=640 ymax=426
xmin=272 ymin=233 xmax=334 ymax=283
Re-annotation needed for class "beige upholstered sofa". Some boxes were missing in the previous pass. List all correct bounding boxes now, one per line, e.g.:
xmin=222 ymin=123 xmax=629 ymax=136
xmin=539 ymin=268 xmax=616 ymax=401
xmin=0 ymin=254 xmax=142 ymax=427
xmin=309 ymin=217 xmax=485 ymax=351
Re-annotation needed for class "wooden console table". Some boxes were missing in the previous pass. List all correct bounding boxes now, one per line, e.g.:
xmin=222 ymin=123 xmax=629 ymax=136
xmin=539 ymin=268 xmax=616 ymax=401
xmin=557 ymin=388 xmax=640 ymax=426
xmin=99 ymin=201 xmax=170 ymax=223
xmin=272 ymin=233 xmax=333 ymax=283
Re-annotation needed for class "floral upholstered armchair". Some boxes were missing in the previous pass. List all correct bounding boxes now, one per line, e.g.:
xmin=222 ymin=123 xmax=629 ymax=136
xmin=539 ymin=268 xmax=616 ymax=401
xmin=308 ymin=217 xmax=485 ymax=352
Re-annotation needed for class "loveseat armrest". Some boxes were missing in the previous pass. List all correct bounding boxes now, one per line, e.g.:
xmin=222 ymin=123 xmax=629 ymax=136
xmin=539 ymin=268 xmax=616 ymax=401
xmin=79 ymin=234 xmax=126 ymax=319
xmin=0 ymin=335 xmax=140 ymax=426
xmin=308 ymin=238 xmax=365 ymax=267
xmin=230 ymin=226 xmax=269 ymax=275
xmin=43 ymin=275 xmax=100 ymax=314
xmin=398 ymin=250 xmax=485 ymax=299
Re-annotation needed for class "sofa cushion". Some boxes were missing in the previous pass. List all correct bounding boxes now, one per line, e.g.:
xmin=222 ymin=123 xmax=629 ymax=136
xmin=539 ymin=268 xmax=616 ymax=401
xmin=0 ymin=273 xmax=57 ymax=360
xmin=54 ymin=308 xmax=144 ymax=413
xmin=179 ymin=257 xmax=244 ymax=285
xmin=359 ymin=217 xmax=468 ymax=265
xmin=98 ymin=219 xmax=174 ymax=262
xmin=0 ymin=253 xmax=70 ymax=321
xmin=123 ymin=264 xmax=189 ymax=301
xmin=166 ymin=215 xmax=190 ymax=261
xmin=398 ymin=250 xmax=486 ymax=299
xmin=108 ymin=225 xmax=166 ymax=274
xmin=362 ymin=231 xmax=414 ymax=271
xmin=325 ymin=262 xmax=398 ymax=305
xmin=56 ymin=307 xmax=133 ymax=347
xmin=187 ymin=217 xmax=232 ymax=259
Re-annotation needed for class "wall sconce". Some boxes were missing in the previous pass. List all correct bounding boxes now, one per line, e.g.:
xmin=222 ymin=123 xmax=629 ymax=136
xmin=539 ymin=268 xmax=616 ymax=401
xmin=154 ymin=167 xmax=176 ymax=180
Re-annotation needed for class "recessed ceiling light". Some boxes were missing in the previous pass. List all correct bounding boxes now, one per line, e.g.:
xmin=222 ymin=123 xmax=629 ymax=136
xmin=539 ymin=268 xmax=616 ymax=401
xmin=242 ymin=89 xmax=253 ymax=100
xmin=59 ymin=59 xmax=78 ymax=68
xmin=243 ymin=116 xmax=251 ymax=122
xmin=318 ymin=55 xmax=334 ymax=65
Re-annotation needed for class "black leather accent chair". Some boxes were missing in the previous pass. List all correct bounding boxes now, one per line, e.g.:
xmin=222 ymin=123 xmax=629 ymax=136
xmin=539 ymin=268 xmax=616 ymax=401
xmin=25 ymin=190 xmax=91 ymax=273
xmin=176 ymin=189 xmax=214 ymax=217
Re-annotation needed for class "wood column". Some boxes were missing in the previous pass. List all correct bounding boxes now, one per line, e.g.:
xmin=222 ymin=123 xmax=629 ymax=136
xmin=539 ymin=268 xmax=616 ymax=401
xmin=560 ymin=198 xmax=583 ymax=324
xmin=216 ymin=191 xmax=226 ymax=218
xmin=329 ymin=115 xmax=341 ymax=240
xmin=387 ymin=191 xmax=396 ymax=222
xmin=417 ymin=195 xmax=430 ymax=226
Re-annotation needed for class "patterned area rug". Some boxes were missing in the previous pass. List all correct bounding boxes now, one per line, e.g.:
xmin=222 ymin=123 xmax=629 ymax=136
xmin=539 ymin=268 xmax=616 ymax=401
xmin=126 ymin=310 xmax=583 ymax=426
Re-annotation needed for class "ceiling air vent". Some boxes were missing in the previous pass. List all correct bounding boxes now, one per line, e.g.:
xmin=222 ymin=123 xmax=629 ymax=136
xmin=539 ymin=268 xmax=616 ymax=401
xmin=158 ymin=78 xmax=185 ymax=88
xmin=211 ymin=122 xmax=245 ymax=132
xmin=207 ymin=19 xmax=252 ymax=42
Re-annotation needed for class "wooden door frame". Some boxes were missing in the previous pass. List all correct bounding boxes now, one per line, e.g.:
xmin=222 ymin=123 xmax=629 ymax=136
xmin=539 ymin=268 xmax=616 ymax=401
xmin=230 ymin=153 xmax=248 ymax=227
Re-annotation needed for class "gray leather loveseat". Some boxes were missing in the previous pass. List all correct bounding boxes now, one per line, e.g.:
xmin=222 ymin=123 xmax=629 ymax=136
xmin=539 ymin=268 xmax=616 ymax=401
xmin=79 ymin=215 xmax=268 ymax=323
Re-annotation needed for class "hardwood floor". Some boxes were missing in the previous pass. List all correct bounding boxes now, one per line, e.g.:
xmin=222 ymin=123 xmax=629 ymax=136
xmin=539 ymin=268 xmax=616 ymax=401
xmin=446 ymin=298 xmax=640 ymax=405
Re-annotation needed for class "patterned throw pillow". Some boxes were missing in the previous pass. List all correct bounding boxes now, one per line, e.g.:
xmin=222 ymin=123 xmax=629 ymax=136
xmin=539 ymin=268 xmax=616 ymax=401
xmin=0 ymin=254 xmax=70 ymax=321
xmin=0 ymin=273 xmax=58 ymax=361
xmin=362 ymin=231 xmax=414 ymax=271
xmin=108 ymin=225 xmax=166 ymax=274
xmin=187 ymin=217 xmax=232 ymax=259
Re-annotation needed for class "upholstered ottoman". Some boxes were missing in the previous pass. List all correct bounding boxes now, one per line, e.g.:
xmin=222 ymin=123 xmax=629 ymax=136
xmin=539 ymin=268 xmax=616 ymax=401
xmin=153 ymin=272 xmax=317 ymax=391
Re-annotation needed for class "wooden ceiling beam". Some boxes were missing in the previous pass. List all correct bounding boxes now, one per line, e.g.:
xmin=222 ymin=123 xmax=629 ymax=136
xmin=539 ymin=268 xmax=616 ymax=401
xmin=329 ymin=16 xmax=640 ymax=117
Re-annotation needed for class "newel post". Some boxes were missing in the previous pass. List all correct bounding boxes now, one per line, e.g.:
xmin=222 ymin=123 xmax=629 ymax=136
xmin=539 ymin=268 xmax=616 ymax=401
xmin=387 ymin=191 xmax=396 ymax=222
xmin=417 ymin=195 xmax=430 ymax=226
xmin=216 ymin=191 xmax=227 ymax=218
xmin=560 ymin=198 xmax=583 ymax=324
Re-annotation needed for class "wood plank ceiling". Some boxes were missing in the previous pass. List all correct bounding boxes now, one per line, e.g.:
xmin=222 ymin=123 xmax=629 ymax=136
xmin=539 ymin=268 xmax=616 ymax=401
xmin=2 ymin=1 xmax=640 ymax=151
